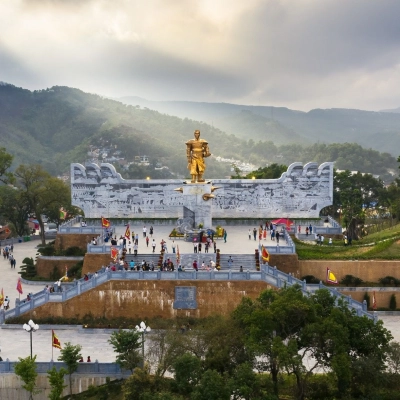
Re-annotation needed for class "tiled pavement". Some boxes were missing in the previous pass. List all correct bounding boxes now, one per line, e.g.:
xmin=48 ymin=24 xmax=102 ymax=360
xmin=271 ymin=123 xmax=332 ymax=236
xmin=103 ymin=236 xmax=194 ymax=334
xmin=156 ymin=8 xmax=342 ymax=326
xmin=0 ymin=225 xmax=397 ymax=362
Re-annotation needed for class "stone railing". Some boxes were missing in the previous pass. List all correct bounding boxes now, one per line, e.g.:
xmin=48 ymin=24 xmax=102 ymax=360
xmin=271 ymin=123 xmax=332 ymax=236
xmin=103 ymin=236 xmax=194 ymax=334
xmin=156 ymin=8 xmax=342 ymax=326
xmin=0 ymin=261 xmax=375 ymax=323
xmin=0 ymin=360 xmax=130 ymax=375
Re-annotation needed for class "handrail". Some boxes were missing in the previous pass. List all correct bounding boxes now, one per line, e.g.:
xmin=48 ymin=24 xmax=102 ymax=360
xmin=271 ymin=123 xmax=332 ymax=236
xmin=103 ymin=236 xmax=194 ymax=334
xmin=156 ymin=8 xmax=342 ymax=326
xmin=0 ymin=262 xmax=375 ymax=324
xmin=0 ymin=360 xmax=130 ymax=375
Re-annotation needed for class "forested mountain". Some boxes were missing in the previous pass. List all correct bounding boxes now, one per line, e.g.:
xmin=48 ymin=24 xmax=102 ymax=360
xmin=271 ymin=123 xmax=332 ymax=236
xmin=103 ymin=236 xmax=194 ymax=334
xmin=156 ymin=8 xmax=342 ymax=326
xmin=0 ymin=83 xmax=397 ymax=180
xmin=120 ymin=96 xmax=400 ymax=156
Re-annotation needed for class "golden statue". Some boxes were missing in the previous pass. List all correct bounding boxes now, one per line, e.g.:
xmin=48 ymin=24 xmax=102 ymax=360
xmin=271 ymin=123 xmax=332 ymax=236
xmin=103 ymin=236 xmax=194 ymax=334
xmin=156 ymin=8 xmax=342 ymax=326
xmin=186 ymin=130 xmax=211 ymax=183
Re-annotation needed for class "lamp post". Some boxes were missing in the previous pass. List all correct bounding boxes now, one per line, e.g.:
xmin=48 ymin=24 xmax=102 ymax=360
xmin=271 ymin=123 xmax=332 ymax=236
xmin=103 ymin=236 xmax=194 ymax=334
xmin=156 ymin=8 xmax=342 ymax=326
xmin=135 ymin=321 xmax=151 ymax=369
xmin=23 ymin=319 xmax=39 ymax=359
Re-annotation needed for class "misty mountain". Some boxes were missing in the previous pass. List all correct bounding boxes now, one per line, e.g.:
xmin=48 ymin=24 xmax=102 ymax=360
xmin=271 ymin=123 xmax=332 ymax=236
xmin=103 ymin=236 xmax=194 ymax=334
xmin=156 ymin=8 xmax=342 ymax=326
xmin=0 ymin=83 xmax=397 ymax=180
xmin=119 ymin=97 xmax=400 ymax=156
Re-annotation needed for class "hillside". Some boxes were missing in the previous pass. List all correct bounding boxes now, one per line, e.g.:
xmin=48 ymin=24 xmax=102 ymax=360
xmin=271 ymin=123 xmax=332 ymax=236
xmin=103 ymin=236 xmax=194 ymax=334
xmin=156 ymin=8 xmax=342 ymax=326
xmin=120 ymin=97 xmax=400 ymax=156
xmin=0 ymin=83 xmax=397 ymax=179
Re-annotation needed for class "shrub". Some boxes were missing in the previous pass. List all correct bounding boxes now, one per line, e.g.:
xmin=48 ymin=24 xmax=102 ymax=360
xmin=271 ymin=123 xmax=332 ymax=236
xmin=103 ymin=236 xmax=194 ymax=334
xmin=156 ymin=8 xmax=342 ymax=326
xmin=67 ymin=261 xmax=83 ymax=279
xmin=390 ymin=294 xmax=397 ymax=311
xmin=340 ymin=275 xmax=363 ymax=287
xmin=301 ymin=275 xmax=320 ymax=284
xmin=20 ymin=257 xmax=37 ymax=278
xmin=379 ymin=276 xmax=400 ymax=287
xmin=64 ymin=246 xmax=85 ymax=256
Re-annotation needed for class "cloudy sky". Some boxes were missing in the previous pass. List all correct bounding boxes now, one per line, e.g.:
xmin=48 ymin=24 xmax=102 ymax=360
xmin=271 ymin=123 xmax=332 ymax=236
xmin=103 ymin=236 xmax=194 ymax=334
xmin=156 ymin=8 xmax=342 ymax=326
xmin=2 ymin=0 xmax=400 ymax=111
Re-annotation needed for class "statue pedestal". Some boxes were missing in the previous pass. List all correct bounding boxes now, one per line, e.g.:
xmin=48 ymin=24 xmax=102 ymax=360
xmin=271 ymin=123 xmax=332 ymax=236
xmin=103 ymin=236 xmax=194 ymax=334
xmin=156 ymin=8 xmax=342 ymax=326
xmin=182 ymin=183 xmax=213 ymax=228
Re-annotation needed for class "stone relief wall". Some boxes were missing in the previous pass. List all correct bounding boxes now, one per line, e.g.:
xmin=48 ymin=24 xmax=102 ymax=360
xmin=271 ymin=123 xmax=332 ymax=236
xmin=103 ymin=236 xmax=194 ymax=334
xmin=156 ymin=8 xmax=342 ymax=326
xmin=71 ymin=162 xmax=333 ymax=219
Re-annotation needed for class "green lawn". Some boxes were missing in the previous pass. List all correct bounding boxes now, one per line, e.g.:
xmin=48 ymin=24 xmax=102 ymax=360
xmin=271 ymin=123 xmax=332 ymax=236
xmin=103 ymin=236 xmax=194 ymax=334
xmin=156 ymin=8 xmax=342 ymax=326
xmin=295 ymin=223 xmax=400 ymax=260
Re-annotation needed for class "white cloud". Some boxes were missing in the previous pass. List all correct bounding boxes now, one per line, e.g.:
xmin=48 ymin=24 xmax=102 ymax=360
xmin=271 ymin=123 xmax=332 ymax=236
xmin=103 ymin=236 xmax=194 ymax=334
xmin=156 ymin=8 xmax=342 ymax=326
xmin=1 ymin=0 xmax=400 ymax=110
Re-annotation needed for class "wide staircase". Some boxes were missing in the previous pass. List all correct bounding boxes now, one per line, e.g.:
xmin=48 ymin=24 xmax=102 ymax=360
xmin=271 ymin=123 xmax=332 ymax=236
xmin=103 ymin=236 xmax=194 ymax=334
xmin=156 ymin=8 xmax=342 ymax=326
xmin=125 ymin=253 xmax=161 ymax=266
xmin=219 ymin=254 xmax=256 ymax=270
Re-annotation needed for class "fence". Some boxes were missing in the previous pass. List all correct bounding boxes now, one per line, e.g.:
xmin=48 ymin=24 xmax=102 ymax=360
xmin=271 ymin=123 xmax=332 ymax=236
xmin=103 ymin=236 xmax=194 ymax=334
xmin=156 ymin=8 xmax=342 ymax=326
xmin=0 ymin=257 xmax=375 ymax=323
xmin=0 ymin=360 xmax=130 ymax=375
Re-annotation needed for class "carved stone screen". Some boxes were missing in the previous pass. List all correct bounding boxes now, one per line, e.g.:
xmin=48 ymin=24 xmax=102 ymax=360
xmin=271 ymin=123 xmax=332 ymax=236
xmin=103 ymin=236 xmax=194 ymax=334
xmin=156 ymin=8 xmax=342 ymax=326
xmin=71 ymin=162 xmax=333 ymax=219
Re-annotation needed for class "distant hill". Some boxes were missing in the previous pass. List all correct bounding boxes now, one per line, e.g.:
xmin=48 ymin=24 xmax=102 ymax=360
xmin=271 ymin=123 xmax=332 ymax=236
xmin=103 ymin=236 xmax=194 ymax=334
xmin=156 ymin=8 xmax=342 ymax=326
xmin=0 ymin=83 xmax=397 ymax=180
xmin=380 ymin=107 xmax=400 ymax=113
xmin=120 ymin=97 xmax=400 ymax=156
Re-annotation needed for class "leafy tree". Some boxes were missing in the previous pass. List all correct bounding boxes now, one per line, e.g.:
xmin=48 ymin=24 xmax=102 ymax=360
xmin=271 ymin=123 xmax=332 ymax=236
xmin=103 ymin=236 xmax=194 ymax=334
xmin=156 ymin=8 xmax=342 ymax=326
xmin=58 ymin=342 xmax=82 ymax=395
xmin=333 ymin=170 xmax=384 ymax=239
xmin=229 ymin=362 xmax=262 ymax=400
xmin=15 ymin=164 xmax=70 ymax=244
xmin=47 ymin=366 xmax=67 ymax=400
xmin=14 ymin=355 xmax=39 ymax=400
xmin=147 ymin=328 xmax=187 ymax=377
xmin=0 ymin=147 xmax=14 ymax=184
xmin=232 ymin=163 xmax=287 ymax=179
xmin=387 ymin=341 xmax=400 ymax=374
xmin=171 ymin=353 xmax=202 ymax=396
xmin=191 ymin=369 xmax=230 ymax=400
xmin=108 ymin=329 xmax=142 ymax=372
xmin=0 ymin=186 xmax=30 ymax=236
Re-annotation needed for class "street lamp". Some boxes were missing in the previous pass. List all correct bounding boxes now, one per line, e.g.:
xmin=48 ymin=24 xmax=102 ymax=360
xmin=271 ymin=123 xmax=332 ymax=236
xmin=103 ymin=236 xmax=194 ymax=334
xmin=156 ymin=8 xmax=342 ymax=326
xmin=23 ymin=319 xmax=39 ymax=359
xmin=135 ymin=321 xmax=151 ymax=369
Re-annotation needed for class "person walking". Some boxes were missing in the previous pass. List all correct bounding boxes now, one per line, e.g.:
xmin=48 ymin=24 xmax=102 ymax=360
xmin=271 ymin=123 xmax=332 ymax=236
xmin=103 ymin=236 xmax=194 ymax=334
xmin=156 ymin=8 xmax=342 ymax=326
xmin=223 ymin=230 xmax=227 ymax=243
xmin=146 ymin=236 xmax=149 ymax=248
xmin=152 ymin=239 xmax=156 ymax=253
xmin=227 ymin=256 xmax=233 ymax=269
xmin=253 ymin=227 xmax=257 ymax=241
xmin=248 ymin=229 xmax=251 ymax=240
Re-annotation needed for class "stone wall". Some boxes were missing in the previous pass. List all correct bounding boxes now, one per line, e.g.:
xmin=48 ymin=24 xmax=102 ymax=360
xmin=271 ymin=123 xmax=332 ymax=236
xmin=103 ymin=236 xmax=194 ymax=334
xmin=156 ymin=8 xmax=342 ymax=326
xmin=36 ymin=257 xmax=84 ymax=279
xmin=54 ymin=233 xmax=94 ymax=251
xmin=0 ymin=374 xmax=118 ymax=400
xmin=26 ymin=280 xmax=272 ymax=320
xmin=269 ymin=254 xmax=299 ymax=275
xmin=340 ymin=289 xmax=400 ymax=310
xmin=83 ymin=253 xmax=112 ymax=274
xmin=299 ymin=260 xmax=400 ymax=282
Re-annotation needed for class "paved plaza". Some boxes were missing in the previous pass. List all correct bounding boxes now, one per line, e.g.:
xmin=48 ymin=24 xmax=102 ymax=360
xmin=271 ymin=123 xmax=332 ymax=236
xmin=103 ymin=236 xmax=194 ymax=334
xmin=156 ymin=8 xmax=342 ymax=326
xmin=0 ymin=224 xmax=399 ymax=362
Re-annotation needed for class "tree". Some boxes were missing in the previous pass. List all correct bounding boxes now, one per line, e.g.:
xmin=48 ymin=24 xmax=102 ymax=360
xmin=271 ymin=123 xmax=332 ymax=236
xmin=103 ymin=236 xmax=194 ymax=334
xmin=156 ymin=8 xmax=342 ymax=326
xmin=47 ymin=366 xmax=67 ymax=400
xmin=233 ymin=287 xmax=393 ymax=400
xmin=0 ymin=186 xmax=30 ymax=236
xmin=14 ymin=355 xmax=39 ymax=400
xmin=58 ymin=342 xmax=82 ymax=395
xmin=171 ymin=353 xmax=202 ymax=396
xmin=147 ymin=328 xmax=187 ymax=377
xmin=0 ymin=147 xmax=14 ymax=184
xmin=387 ymin=341 xmax=400 ymax=374
xmin=191 ymin=369 xmax=230 ymax=400
xmin=108 ymin=329 xmax=142 ymax=372
xmin=333 ymin=170 xmax=384 ymax=239
xmin=15 ymin=164 xmax=70 ymax=244
xmin=232 ymin=163 xmax=287 ymax=179
xmin=20 ymin=257 xmax=37 ymax=278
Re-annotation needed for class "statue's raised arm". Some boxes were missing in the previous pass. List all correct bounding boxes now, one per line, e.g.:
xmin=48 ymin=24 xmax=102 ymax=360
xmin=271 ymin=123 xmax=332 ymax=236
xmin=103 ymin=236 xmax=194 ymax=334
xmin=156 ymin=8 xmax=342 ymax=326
xmin=185 ymin=130 xmax=211 ymax=183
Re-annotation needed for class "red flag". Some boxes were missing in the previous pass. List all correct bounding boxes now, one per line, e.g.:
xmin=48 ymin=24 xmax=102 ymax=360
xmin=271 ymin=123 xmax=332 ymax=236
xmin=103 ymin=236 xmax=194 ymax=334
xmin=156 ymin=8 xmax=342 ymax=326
xmin=124 ymin=224 xmax=131 ymax=239
xmin=52 ymin=330 xmax=62 ymax=349
xmin=372 ymin=291 xmax=377 ymax=310
xmin=16 ymin=278 xmax=23 ymax=294
xmin=261 ymin=245 xmax=270 ymax=263
xmin=110 ymin=247 xmax=119 ymax=261
xmin=0 ymin=288 xmax=3 ymax=307
xmin=101 ymin=217 xmax=110 ymax=228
